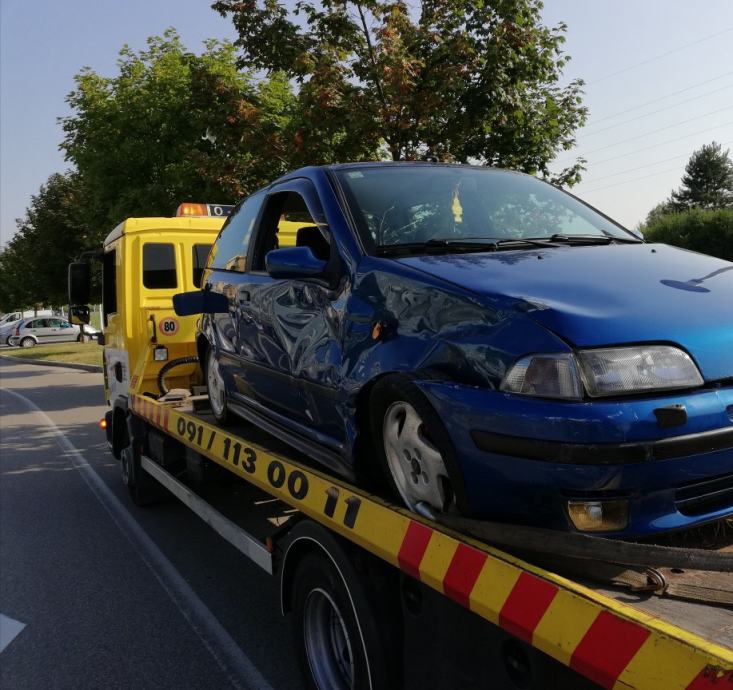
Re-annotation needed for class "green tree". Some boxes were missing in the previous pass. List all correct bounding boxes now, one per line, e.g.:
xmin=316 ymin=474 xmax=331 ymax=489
xmin=644 ymin=198 xmax=675 ymax=226
xmin=213 ymin=0 xmax=588 ymax=185
xmin=643 ymin=208 xmax=733 ymax=262
xmin=0 ymin=172 xmax=91 ymax=310
xmin=61 ymin=29 xmax=300 ymax=234
xmin=670 ymin=142 xmax=733 ymax=211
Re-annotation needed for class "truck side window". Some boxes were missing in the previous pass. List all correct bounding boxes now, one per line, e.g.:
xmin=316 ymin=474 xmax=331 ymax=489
xmin=103 ymin=249 xmax=117 ymax=327
xmin=210 ymin=190 xmax=265 ymax=273
xmin=143 ymin=243 xmax=177 ymax=289
xmin=192 ymin=244 xmax=212 ymax=288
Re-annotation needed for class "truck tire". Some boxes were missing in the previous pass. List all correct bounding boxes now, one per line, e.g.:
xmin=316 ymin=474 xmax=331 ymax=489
xmin=291 ymin=550 xmax=396 ymax=690
xmin=120 ymin=441 xmax=162 ymax=506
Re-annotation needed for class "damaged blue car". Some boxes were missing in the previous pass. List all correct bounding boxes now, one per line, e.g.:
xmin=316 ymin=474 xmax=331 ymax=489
xmin=192 ymin=162 xmax=733 ymax=537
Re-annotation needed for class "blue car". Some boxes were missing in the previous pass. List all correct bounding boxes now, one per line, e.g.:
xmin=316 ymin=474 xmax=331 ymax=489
xmin=193 ymin=162 xmax=733 ymax=537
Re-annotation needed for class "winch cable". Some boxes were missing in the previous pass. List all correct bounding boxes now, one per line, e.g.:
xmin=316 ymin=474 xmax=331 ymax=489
xmin=435 ymin=514 xmax=733 ymax=572
xmin=435 ymin=515 xmax=733 ymax=604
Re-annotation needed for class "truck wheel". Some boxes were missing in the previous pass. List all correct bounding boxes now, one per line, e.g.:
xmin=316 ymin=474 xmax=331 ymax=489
xmin=370 ymin=375 xmax=457 ymax=516
xmin=20 ymin=337 xmax=35 ymax=348
xmin=120 ymin=443 xmax=162 ymax=506
xmin=206 ymin=347 xmax=232 ymax=425
xmin=292 ymin=550 xmax=394 ymax=690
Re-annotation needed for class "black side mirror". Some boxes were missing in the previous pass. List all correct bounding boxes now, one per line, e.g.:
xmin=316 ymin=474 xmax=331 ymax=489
xmin=69 ymin=305 xmax=91 ymax=325
xmin=68 ymin=262 xmax=91 ymax=304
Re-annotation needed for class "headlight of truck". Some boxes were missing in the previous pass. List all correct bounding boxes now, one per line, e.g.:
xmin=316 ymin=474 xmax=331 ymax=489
xmin=501 ymin=346 xmax=703 ymax=400
xmin=576 ymin=345 xmax=703 ymax=397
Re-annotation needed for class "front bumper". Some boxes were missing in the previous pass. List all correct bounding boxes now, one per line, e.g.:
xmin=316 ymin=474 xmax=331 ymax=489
xmin=418 ymin=380 xmax=733 ymax=537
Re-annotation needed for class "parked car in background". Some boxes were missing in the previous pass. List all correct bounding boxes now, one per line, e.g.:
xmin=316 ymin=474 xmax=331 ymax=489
xmin=8 ymin=317 xmax=98 ymax=347
xmin=186 ymin=162 xmax=733 ymax=538
xmin=0 ymin=315 xmax=25 ymax=345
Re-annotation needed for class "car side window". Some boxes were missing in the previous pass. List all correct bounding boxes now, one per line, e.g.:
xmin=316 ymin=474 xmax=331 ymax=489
xmin=252 ymin=191 xmax=330 ymax=271
xmin=210 ymin=190 xmax=265 ymax=273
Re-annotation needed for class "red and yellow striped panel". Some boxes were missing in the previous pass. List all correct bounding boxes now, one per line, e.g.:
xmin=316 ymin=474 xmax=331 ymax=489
xmin=395 ymin=517 xmax=732 ymax=690
xmin=130 ymin=395 xmax=733 ymax=690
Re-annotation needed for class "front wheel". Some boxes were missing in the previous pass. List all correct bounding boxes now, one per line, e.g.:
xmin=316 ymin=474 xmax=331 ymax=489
xmin=370 ymin=376 xmax=457 ymax=517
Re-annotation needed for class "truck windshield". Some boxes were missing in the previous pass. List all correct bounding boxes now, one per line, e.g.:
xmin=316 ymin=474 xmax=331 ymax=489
xmin=335 ymin=165 xmax=636 ymax=252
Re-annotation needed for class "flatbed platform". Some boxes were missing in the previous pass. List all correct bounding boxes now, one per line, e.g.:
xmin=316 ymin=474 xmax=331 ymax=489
xmin=131 ymin=393 xmax=733 ymax=689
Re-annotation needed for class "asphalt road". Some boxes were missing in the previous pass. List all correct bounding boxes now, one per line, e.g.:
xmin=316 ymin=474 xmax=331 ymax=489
xmin=0 ymin=359 xmax=305 ymax=690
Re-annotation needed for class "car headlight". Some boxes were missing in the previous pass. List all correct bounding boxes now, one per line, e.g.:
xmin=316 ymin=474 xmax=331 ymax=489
xmin=576 ymin=345 xmax=703 ymax=397
xmin=501 ymin=346 xmax=703 ymax=400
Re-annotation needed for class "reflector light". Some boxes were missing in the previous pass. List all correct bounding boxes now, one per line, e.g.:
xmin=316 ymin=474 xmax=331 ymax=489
xmin=99 ymin=418 xmax=108 ymax=429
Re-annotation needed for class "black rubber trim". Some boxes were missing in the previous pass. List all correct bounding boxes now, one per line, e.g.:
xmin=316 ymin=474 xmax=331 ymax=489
xmin=471 ymin=425 xmax=733 ymax=464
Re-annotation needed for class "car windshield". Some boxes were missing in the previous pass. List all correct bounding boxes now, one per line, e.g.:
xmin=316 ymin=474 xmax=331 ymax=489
xmin=335 ymin=165 xmax=636 ymax=251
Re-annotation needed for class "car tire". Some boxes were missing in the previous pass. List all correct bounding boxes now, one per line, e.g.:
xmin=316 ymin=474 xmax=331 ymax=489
xmin=20 ymin=337 xmax=35 ymax=348
xmin=370 ymin=375 xmax=458 ymax=516
xmin=291 ymin=550 xmax=397 ymax=690
xmin=206 ymin=346 xmax=232 ymax=426
xmin=5 ymin=336 xmax=11 ymax=346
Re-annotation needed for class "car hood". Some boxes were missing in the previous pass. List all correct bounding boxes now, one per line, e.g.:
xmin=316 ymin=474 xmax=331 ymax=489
xmin=396 ymin=243 xmax=733 ymax=381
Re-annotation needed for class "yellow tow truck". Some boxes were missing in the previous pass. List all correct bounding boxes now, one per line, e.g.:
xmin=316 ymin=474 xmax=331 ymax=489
xmin=68 ymin=203 xmax=732 ymax=690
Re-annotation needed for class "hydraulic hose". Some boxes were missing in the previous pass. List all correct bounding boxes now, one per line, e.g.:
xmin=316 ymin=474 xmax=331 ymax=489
xmin=156 ymin=356 xmax=199 ymax=396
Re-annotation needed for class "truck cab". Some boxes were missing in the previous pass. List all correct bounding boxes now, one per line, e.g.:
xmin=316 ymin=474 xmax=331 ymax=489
xmin=68 ymin=203 xmax=232 ymax=443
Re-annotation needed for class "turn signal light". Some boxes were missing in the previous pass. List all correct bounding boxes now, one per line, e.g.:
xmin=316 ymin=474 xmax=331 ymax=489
xmin=567 ymin=499 xmax=629 ymax=532
xmin=99 ymin=418 xmax=108 ymax=430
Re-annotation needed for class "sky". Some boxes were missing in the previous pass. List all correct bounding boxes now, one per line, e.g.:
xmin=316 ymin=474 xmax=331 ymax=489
xmin=2 ymin=0 xmax=733 ymax=246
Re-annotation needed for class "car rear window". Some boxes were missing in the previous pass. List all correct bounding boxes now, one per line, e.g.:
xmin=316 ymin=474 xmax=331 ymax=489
xmin=143 ymin=243 xmax=177 ymax=289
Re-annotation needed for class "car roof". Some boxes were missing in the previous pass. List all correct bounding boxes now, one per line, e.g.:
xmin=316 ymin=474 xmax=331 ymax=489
xmin=271 ymin=161 xmax=526 ymax=186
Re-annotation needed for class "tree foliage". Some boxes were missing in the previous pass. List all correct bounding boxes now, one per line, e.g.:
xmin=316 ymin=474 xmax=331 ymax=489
xmin=60 ymin=29 xmax=301 ymax=234
xmin=213 ymin=0 xmax=588 ymax=184
xmin=670 ymin=142 xmax=733 ymax=211
xmin=643 ymin=207 xmax=733 ymax=262
xmin=0 ymin=172 xmax=91 ymax=311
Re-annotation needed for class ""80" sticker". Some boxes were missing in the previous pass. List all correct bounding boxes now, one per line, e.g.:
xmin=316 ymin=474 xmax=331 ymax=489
xmin=159 ymin=317 xmax=179 ymax=336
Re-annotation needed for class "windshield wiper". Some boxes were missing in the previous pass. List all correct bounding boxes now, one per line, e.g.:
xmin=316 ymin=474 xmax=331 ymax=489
xmin=376 ymin=238 xmax=498 ymax=256
xmin=494 ymin=238 xmax=560 ymax=249
xmin=537 ymin=234 xmax=642 ymax=245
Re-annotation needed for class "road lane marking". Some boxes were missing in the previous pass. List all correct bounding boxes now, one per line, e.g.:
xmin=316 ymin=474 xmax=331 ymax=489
xmin=0 ymin=387 xmax=274 ymax=690
xmin=0 ymin=614 xmax=26 ymax=653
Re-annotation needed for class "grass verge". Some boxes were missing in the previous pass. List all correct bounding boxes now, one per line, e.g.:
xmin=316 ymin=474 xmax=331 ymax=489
xmin=1 ymin=342 xmax=103 ymax=366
